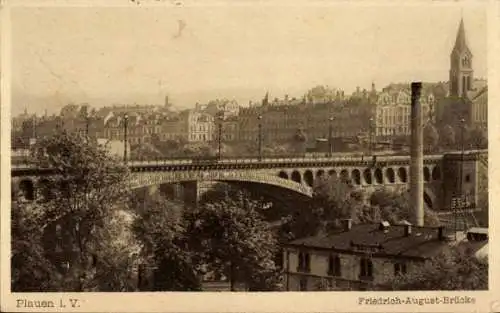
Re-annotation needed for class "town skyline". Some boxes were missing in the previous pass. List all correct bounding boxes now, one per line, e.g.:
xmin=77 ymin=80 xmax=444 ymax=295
xmin=10 ymin=3 xmax=487 ymax=116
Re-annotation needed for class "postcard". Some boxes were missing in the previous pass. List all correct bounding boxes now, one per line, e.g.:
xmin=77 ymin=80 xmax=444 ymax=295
xmin=1 ymin=0 xmax=498 ymax=312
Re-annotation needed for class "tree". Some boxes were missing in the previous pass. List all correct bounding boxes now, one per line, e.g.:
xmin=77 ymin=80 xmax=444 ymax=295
xmin=466 ymin=127 xmax=488 ymax=149
xmin=90 ymin=209 xmax=141 ymax=291
xmin=384 ymin=245 xmax=488 ymax=291
xmin=185 ymin=191 xmax=281 ymax=291
xmin=132 ymin=195 xmax=202 ymax=291
xmin=131 ymin=142 xmax=164 ymax=160
xmin=369 ymin=188 xmax=441 ymax=227
xmin=283 ymin=175 xmax=367 ymax=239
xmin=11 ymin=200 xmax=59 ymax=291
xmin=423 ymin=123 xmax=439 ymax=153
xmin=22 ymin=131 xmax=134 ymax=291
xmin=292 ymin=128 xmax=308 ymax=154
xmin=440 ymin=124 xmax=456 ymax=150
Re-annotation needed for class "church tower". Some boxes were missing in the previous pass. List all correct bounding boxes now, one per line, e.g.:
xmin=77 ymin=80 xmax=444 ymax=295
xmin=449 ymin=18 xmax=474 ymax=98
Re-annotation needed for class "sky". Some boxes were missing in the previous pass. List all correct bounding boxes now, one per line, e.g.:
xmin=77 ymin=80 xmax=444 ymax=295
xmin=9 ymin=2 xmax=488 ymax=116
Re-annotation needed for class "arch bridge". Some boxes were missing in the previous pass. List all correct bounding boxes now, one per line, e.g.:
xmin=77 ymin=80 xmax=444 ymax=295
xmin=11 ymin=150 xmax=488 ymax=212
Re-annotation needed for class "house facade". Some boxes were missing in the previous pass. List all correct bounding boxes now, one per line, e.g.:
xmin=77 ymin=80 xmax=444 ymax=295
xmin=282 ymin=220 xmax=454 ymax=291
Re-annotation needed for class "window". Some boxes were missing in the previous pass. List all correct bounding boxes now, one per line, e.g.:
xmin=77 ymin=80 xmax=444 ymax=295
xmin=299 ymin=277 xmax=308 ymax=291
xmin=359 ymin=258 xmax=373 ymax=280
xmin=394 ymin=262 xmax=407 ymax=276
xmin=297 ymin=252 xmax=311 ymax=272
xmin=328 ymin=255 xmax=341 ymax=277
xmin=465 ymin=174 xmax=471 ymax=183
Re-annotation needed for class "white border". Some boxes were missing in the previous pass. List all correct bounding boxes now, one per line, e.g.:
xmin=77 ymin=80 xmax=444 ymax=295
xmin=1 ymin=0 xmax=499 ymax=312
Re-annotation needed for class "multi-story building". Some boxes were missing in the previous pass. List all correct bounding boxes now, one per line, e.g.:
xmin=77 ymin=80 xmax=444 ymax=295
xmin=471 ymin=86 xmax=487 ymax=131
xmin=160 ymin=115 xmax=187 ymax=142
xmin=183 ymin=110 xmax=215 ymax=143
xmin=215 ymin=116 xmax=239 ymax=143
xmin=103 ymin=114 xmax=126 ymax=142
xmin=202 ymin=99 xmax=240 ymax=119
xmin=373 ymin=85 xmax=435 ymax=140
xmin=237 ymin=93 xmax=374 ymax=150
xmin=282 ymin=220 xmax=488 ymax=291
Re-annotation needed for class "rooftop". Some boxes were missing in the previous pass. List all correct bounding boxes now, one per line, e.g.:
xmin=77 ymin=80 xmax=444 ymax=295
xmin=285 ymin=222 xmax=453 ymax=260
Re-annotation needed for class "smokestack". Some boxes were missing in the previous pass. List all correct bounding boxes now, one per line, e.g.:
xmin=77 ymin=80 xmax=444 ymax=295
xmin=410 ymin=82 xmax=424 ymax=226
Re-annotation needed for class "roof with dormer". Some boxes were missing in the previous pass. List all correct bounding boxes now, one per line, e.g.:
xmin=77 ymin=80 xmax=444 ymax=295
xmin=284 ymin=223 xmax=453 ymax=260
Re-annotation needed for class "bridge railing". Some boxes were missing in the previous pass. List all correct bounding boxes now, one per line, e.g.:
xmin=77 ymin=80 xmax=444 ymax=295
xmin=11 ymin=149 xmax=487 ymax=170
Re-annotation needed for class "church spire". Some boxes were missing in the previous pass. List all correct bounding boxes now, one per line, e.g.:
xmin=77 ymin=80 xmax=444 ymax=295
xmin=452 ymin=17 xmax=470 ymax=55
xmin=449 ymin=17 xmax=474 ymax=98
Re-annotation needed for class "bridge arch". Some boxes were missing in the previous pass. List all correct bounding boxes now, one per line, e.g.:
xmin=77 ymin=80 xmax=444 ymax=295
xmin=278 ymin=171 xmax=289 ymax=179
xmin=291 ymin=171 xmax=302 ymax=184
xmin=351 ymin=169 xmax=361 ymax=185
xmin=304 ymin=170 xmax=314 ymax=187
xmin=19 ymin=179 xmax=35 ymax=200
xmin=432 ymin=166 xmax=441 ymax=181
xmin=424 ymin=167 xmax=431 ymax=182
xmin=363 ymin=169 xmax=372 ymax=185
xmin=398 ymin=167 xmax=407 ymax=183
xmin=340 ymin=169 xmax=350 ymax=181
xmin=386 ymin=168 xmax=395 ymax=183
xmin=38 ymin=178 xmax=52 ymax=200
xmin=129 ymin=171 xmax=313 ymax=197
xmin=316 ymin=169 xmax=325 ymax=178
xmin=374 ymin=168 xmax=383 ymax=185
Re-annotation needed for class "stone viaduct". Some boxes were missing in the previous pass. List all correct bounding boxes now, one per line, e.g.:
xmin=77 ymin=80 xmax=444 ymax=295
xmin=11 ymin=150 xmax=487 ymax=211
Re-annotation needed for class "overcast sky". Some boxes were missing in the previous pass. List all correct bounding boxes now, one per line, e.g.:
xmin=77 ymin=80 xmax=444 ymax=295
xmin=10 ymin=2 xmax=487 ymax=115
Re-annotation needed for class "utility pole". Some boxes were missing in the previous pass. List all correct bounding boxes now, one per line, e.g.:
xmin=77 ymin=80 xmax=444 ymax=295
xmin=32 ymin=115 xmax=37 ymax=142
xmin=328 ymin=116 xmax=334 ymax=157
xmin=218 ymin=114 xmax=223 ymax=159
xmin=124 ymin=114 xmax=129 ymax=164
xmin=85 ymin=113 xmax=90 ymax=139
xmin=455 ymin=118 xmax=466 ymax=238
xmin=258 ymin=115 xmax=263 ymax=161
xmin=369 ymin=117 xmax=374 ymax=155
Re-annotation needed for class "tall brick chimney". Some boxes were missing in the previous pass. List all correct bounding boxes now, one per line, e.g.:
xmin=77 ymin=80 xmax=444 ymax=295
xmin=410 ymin=82 xmax=424 ymax=226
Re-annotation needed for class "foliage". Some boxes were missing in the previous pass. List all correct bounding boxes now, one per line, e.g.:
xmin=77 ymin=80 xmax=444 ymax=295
xmin=466 ymin=127 xmax=487 ymax=149
xmin=181 ymin=143 xmax=216 ymax=157
xmin=185 ymin=191 xmax=282 ymax=291
xmin=291 ymin=128 xmax=308 ymax=153
xmin=284 ymin=175 xmax=366 ymax=239
xmin=439 ymin=124 xmax=456 ymax=150
xmin=423 ymin=123 xmax=439 ymax=152
xmin=91 ymin=210 xmax=141 ymax=291
xmin=131 ymin=143 xmax=164 ymax=160
xmin=14 ymin=131 xmax=134 ymax=291
xmin=131 ymin=194 xmax=202 ymax=291
xmin=282 ymin=177 xmax=442 ymax=241
xmin=11 ymin=201 xmax=60 ymax=291
xmin=384 ymin=245 xmax=488 ymax=291
xmin=369 ymin=188 xmax=441 ymax=227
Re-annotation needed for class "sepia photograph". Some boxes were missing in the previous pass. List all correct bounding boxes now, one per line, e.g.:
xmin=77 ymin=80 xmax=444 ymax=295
xmin=1 ymin=0 xmax=497 ymax=312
